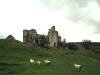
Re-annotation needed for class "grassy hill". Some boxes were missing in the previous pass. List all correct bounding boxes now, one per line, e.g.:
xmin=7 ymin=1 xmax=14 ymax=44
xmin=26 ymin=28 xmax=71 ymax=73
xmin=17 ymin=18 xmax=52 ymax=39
xmin=0 ymin=39 xmax=100 ymax=75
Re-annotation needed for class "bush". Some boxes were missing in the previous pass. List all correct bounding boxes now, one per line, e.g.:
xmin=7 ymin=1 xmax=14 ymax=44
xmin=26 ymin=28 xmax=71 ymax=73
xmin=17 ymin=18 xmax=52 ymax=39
xmin=67 ymin=42 xmax=79 ymax=50
xmin=39 ymin=35 xmax=49 ymax=48
xmin=58 ymin=42 xmax=67 ymax=48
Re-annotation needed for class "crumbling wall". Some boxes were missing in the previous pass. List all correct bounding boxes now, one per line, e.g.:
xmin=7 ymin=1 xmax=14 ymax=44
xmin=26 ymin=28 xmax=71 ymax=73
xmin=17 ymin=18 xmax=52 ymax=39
xmin=23 ymin=29 xmax=39 ymax=45
xmin=23 ymin=26 xmax=61 ymax=48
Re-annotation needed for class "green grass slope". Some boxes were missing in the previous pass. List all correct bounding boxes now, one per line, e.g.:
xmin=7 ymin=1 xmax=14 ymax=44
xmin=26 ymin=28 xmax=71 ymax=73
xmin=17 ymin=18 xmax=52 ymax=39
xmin=0 ymin=39 xmax=100 ymax=75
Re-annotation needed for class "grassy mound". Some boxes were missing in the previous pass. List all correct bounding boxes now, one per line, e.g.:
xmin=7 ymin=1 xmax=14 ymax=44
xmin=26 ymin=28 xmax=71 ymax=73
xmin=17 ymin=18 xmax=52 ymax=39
xmin=0 ymin=39 xmax=100 ymax=75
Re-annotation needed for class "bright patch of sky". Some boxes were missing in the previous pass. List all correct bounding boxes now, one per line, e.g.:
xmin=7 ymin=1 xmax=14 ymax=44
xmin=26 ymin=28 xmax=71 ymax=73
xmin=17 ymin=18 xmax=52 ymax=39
xmin=0 ymin=0 xmax=100 ymax=42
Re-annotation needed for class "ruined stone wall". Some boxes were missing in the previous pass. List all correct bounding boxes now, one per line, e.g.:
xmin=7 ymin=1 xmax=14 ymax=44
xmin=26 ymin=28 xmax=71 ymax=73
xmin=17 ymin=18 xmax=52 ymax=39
xmin=23 ymin=30 xmax=29 ymax=44
xmin=23 ymin=29 xmax=40 ymax=45
xmin=23 ymin=26 xmax=62 ymax=48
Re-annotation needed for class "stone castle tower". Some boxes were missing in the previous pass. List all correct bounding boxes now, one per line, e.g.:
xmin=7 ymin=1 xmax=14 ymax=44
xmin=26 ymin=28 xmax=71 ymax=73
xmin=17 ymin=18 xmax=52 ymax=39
xmin=48 ymin=26 xmax=61 ymax=47
xmin=23 ymin=26 xmax=61 ymax=48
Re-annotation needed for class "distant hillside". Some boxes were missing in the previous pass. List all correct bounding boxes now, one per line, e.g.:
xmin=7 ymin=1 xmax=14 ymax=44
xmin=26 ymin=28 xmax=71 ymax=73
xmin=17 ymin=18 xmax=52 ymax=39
xmin=74 ymin=42 xmax=100 ymax=49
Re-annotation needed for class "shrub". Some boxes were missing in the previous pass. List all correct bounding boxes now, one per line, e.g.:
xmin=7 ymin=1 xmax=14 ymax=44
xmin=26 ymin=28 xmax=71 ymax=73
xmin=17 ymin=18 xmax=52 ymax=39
xmin=39 ymin=35 xmax=49 ymax=48
xmin=67 ymin=42 xmax=79 ymax=50
xmin=81 ymin=40 xmax=92 ymax=49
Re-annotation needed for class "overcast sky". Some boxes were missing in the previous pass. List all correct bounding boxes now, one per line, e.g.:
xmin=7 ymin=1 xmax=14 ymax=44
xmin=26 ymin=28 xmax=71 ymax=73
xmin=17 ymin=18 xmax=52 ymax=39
xmin=0 ymin=0 xmax=100 ymax=42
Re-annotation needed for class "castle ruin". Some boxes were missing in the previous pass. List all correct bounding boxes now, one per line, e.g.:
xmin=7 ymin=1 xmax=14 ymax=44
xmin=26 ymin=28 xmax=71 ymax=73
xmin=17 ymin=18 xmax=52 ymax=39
xmin=23 ymin=29 xmax=40 ymax=45
xmin=48 ymin=26 xmax=61 ymax=47
xmin=23 ymin=26 xmax=61 ymax=48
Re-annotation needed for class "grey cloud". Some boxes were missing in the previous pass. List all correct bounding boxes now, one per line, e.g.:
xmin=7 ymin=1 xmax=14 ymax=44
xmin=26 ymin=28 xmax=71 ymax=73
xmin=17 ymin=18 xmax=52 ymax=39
xmin=37 ymin=0 xmax=100 ymax=34
xmin=38 ymin=0 xmax=91 ymax=10
xmin=37 ymin=0 xmax=67 ymax=10
xmin=96 ymin=0 xmax=100 ymax=5
xmin=37 ymin=0 xmax=94 ymax=21
xmin=87 ymin=19 xmax=100 ymax=33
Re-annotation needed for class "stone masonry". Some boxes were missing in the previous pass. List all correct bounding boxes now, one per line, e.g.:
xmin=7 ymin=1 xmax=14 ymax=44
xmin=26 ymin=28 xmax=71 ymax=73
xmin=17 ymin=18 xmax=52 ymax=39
xmin=23 ymin=26 xmax=61 ymax=48
xmin=48 ymin=26 xmax=61 ymax=47
xmin=23 ymin=29 xmax=40 ymax=45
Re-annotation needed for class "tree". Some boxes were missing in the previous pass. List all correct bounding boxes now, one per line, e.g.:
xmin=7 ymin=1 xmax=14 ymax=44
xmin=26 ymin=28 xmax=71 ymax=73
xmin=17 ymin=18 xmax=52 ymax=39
xmin=81 ymin=40 xmax=92 ymax=49
xmin=39 ymin=35 xmax=49 ymax=48
xmin=67 ymin=42 xmax=79 ymax=50
xmin=6 ymin=35 xmax=15 ymax=40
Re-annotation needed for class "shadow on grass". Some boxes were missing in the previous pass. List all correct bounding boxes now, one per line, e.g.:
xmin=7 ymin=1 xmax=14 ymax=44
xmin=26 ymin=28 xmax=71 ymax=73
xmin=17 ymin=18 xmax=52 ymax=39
xmin=0 ymin=62 xmax=20 ymax=66
xmin=0 ymin=68 xmax=6 ymax=71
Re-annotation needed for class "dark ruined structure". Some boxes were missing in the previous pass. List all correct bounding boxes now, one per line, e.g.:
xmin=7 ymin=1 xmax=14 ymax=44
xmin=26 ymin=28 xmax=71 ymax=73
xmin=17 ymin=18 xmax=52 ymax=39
xmin=23 ymin=26 xmax=61 ymax=48
xmin=23 ymin=29 xmax=40 ymax=45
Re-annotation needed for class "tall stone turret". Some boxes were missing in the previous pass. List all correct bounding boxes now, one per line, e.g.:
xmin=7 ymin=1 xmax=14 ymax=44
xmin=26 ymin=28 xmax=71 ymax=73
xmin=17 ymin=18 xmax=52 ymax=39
xmin=48 ymin=26 xmax=61 ymax=47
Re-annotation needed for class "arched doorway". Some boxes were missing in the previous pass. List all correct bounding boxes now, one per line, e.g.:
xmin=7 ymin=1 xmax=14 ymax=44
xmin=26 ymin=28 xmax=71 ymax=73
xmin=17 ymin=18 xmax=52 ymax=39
xmin=54 ymin=42 xmax=56 ymax=47
xmin=36 ymin=39 xmax=38 ymax=45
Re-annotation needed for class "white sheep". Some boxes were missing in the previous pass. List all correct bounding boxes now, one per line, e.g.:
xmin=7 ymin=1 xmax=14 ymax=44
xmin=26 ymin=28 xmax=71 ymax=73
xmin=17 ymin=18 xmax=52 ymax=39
xmin=74 ymin=64 xmax=82 ymax=70
xmin=37 ymin=60 xmax=41 ymax=65
xmin=30 ymin=58 xmax=35 ymax=64
xmin=44 ymin=60 xmax=51 ymax=65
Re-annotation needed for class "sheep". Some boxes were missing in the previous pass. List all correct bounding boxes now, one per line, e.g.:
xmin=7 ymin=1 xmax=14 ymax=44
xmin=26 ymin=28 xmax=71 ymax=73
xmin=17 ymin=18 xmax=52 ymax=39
xmin=74 ymin=64 xmax=82 ymax=70
xmin=37 ymin=60 xmax=41 ymax=65
xmin=30 ymin=58 xmax=35 ymax=64
xmin=44 ymin=60 xmax=51 ymax=65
